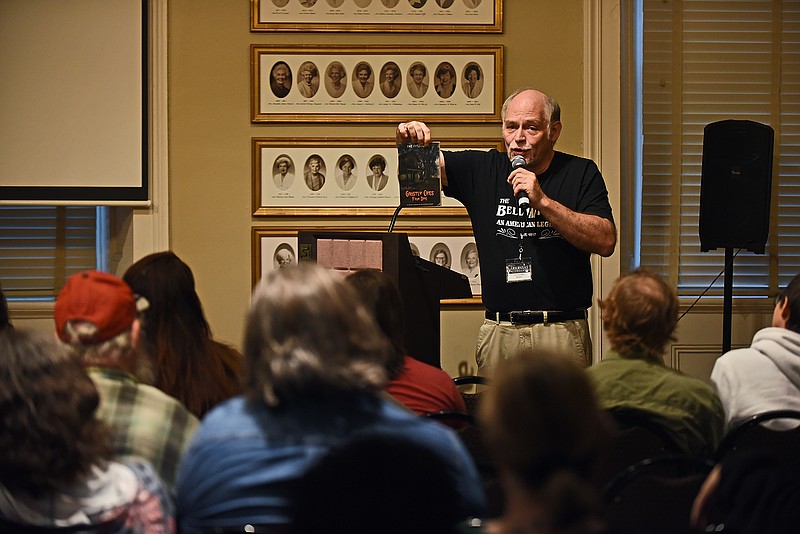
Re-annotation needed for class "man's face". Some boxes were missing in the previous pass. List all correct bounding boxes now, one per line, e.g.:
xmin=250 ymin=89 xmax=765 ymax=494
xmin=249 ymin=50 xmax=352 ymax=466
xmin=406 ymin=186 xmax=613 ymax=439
xmin=434 ymin=252 xmax=446 ymax=266
xmin=502 ymin=90 xmax=561 ymax=170
xmin=358 ymin=68 xmax=370 ymax=84
xmin=466 ymin=251 xmax=478 ymax=268
xmin=412 ymin=68 xmax=424 ymax=84
xmin=274 ymin=67 xmax=287 ymax=85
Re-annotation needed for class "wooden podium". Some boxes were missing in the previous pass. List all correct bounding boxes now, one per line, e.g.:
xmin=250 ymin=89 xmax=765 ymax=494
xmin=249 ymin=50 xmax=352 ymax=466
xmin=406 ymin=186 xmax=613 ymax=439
xmin=297 ymin=231 xmax=471 ymax=368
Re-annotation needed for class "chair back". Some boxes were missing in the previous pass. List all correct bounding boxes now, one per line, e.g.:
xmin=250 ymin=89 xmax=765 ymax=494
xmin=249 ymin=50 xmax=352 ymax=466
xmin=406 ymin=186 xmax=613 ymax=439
xmin=714 ymin=409 xmax=800 ymax=462
xmin=594 ymin=407 xmax=682 ymax=488
xmin=603 ymin=455 xmax=715 ymax=534
xmin=453 ymin=375 xmax=490 ymax=415
xmin=423 ymin=410 xmax=503 ymax=518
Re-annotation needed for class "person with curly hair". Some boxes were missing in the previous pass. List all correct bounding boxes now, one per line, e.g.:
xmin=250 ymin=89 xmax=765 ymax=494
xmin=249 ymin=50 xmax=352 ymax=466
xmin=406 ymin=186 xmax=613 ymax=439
xmin=0 ymin=329 xmax=174 ymax=532
xmin=123 ymin=251 xmax=243 ymax=419
xmin=587 ymin=268 xmax=724 ymax=458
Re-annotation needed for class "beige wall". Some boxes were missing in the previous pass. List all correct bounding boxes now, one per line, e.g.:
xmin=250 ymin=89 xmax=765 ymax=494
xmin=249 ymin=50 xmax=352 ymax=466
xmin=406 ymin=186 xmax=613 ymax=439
xmin=167 ymin=0 xmax=588 ymax=361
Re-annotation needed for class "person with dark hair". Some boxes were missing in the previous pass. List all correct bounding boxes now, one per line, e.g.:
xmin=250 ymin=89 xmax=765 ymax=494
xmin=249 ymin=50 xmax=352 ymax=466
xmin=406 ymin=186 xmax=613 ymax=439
xmin=588 ymin=268 xmax=724 ymax=458
xmin=290 ymin=434 xmax=465 ymax=534
xmin=463 ymin=64 xmax=483 ymax=98
xmin=435 ymin=63 xmax=456 ymax=98
xmin=408 ymin=63 xmax=429 ymax=99
xmin=367 ymin=155 xmax=389 ymax=191
xmin=0 ymin=329 xmax=174 ymax=532
xmin=175 ymin=265 xmax=485 ymax=531
xmin=396 ymin=88 xmax=616 ymax=375
xmin=123 ymin=252 xmax=243 ymax=419
xmin=711 ymin=272 xmax=800 ymax=430
xmin=0 ymin=284 xmax=11 ymax=331
xmin=55 ymin=270 xmax=198 ymax=493
xmin=345 ymin=269 xmax=465 ymax=416
xmin=478 ymin=349 xmax=612 ymax=533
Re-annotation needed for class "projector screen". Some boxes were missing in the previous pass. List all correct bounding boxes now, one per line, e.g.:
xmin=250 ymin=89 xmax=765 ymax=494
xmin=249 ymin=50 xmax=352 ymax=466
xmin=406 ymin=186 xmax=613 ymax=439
xmin=0 ymin=0 xmax=147 ymax=204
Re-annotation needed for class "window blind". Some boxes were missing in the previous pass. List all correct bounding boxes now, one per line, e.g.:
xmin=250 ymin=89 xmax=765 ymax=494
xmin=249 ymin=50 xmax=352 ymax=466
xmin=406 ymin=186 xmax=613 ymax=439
xmin=640 ymin=0 xmax=800 ymax=297
xmin=0 ymin=207 xmax=102 ymax=300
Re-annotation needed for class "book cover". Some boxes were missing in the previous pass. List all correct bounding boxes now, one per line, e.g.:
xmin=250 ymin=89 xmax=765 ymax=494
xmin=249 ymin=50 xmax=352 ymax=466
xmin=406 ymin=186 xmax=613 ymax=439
xmin=397 ymin=142 xmax=441 ymax=207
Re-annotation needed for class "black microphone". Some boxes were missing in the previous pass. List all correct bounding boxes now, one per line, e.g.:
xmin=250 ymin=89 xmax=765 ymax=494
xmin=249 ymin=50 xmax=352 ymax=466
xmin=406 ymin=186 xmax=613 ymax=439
xmin=510 ymin=155 xmax=529 ymax=208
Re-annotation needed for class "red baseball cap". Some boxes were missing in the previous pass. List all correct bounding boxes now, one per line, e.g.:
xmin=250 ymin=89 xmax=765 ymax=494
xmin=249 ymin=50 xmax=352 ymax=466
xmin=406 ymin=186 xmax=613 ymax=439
xmin=55 ymin=270 xmax=136 ymax=343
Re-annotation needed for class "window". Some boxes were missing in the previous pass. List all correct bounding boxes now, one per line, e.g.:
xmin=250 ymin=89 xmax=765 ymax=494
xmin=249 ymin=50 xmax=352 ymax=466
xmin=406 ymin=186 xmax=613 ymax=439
xmin=0 ymin=207 xmax=108 ymax=301
xmin=636 ymin=0 xmax=800 ymax=298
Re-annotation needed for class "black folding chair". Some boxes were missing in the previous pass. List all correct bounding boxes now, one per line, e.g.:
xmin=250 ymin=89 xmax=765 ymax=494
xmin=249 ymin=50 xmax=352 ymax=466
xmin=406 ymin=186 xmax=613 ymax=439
xmin=714 ymin=409 xmax=800 ymax=463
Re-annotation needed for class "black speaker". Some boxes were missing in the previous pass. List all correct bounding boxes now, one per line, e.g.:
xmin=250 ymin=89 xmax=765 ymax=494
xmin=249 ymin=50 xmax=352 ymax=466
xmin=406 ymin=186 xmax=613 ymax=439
xmin=699 ymin=120 xmax=774 ymax=254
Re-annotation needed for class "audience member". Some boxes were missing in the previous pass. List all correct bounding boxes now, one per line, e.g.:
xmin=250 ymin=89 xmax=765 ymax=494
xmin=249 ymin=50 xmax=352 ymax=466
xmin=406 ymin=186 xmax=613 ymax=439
xmin=175 ymin=265 xmax=485 ymax=531
xmin=55 ymin=270 xmax=199 ymax=492
xmin=478 ymin=350 xmax=612 ymax=534
xmin=123 ymin=251 xmax=243 ymax=418
xmin=345 ymin=269 xmax=466 ymax=416
xmin=588 ymin=268 xmax=724 ymax=458
xmin=0 ymin=329 xmax=174 ymax=532
xmin=0 ymin=283 xmax=11 ymax=331
xmin=289 ymin=434 xmax=465 ymax=534
xmin=711 ymin=273 xmax=800 ymax=430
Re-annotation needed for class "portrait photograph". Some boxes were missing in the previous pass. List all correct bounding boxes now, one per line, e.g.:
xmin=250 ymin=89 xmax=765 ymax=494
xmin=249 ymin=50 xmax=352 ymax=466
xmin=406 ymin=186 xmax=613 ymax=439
xmin=434 ymin=62 xmax=457 ymax=99
xmin=252 ymin=0 xmax=502 ymax=32
xmin=324 ymin=61 xmax=347 ymax=98
xmin=296 ymin=61 xmax=320 ymax=99
xmin=352 ymin=61 xmax=375 ymax=99
xmin=430 ymin=242 xmax=451 ymax=269
xmin=252 ymin=45 xmax=503 ymax=122
xmin=379 ymin=62 xmax=402 ymax=99
xmin=272 ymin=154 xmax=295 ymax=191
xmin=366 ymin=155 xmax=389 ymax=192
xmin=406 ymin=62 xmax=429 ymax=99
xmin=273 ymin=243 xmax=296 ymax=270
xmin=303 ymin=155 xmax=326 ymax=192
xmin=462 ymin=62 xmax=483 ymax=99
xmin=269 ymin=61 xmax=292 ymax=98
xmin=335 ymin=154 xmax=358 ymax=191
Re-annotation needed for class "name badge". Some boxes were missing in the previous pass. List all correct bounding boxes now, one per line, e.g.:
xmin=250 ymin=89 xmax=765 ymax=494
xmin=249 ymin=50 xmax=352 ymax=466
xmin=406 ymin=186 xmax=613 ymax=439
xmin=506 ymin=257 xmax=532 ymax=283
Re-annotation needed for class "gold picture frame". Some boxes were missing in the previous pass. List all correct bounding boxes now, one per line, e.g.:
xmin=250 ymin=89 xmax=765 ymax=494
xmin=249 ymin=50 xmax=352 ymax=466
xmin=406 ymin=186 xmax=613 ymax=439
xmin=252 ymin=136 xmax=503 ymax=216
xmin=252 ymin=225 xmax=483 ymax=300
xmin=251 ymin=45 xmax=503 ymax=123
xmin=251 ymin=0 xmax=502 ymax=33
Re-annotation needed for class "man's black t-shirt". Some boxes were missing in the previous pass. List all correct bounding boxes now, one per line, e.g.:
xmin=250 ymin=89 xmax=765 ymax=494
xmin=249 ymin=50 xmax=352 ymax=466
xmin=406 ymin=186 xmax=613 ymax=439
xmin=443 ymin=149 xmax=614 ymax=312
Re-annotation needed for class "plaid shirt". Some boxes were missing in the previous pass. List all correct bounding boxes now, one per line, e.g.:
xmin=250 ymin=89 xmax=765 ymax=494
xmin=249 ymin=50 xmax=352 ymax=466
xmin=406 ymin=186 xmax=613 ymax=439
xmin=88 ymin=367 xmax=199 ymax=492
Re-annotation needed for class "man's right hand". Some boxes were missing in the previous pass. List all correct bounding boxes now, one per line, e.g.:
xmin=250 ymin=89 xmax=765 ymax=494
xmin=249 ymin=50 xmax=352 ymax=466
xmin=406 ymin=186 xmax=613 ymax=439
xmin=396 ymin=121 xmax=432 ymax=145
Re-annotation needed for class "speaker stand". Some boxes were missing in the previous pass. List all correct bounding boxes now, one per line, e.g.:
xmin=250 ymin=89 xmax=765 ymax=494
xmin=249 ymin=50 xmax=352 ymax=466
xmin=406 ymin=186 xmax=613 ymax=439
xmin=722 ymin=247 xmax=734 ymax=353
